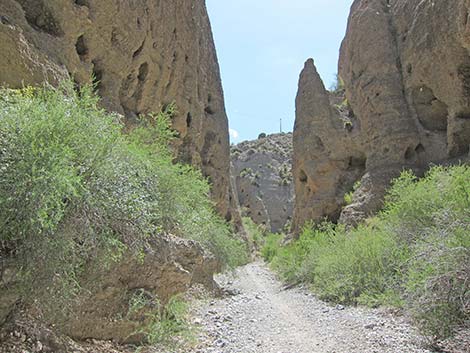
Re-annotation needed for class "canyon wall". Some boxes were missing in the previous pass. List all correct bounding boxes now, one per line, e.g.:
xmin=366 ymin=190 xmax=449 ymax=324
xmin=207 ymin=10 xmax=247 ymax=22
xmin=0 ymin=0 xmax=235 ymax=221
xmin=293 ymin=0 xmax=470 ymax=231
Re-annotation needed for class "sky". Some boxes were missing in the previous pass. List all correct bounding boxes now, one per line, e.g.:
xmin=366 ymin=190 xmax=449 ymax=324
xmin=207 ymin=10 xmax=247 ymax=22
xmin=206 ymin=0 xmax=353 ymax=143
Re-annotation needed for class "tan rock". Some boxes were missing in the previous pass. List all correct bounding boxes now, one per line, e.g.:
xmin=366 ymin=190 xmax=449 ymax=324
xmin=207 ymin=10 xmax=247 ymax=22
xmin=292 ymin=59 xmax=364 ymax=232
xmin=64 ymin=235 xmax=218 ymax=343
xmin=0 ymin=0 xmax=236 ymax=221
xmin=293 ymin=0 xmax=470 ymax=230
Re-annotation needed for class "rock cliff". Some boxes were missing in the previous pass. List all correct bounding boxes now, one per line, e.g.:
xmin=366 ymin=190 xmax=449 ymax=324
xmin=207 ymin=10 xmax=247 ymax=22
xmin=0 ymin=0 xmax=235 ymax=221
xmin=293 ymin=0 xmax=470 ymax=231
xmin=232 ymin=133 xmax=294 ymax=233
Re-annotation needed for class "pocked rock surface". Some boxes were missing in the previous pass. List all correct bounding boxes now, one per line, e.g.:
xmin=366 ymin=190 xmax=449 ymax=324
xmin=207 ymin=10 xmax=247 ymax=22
xmin=292 ymin=0 xmax=470 ymax=230
xmin=0 ymin=0 xmax=238 ymax=221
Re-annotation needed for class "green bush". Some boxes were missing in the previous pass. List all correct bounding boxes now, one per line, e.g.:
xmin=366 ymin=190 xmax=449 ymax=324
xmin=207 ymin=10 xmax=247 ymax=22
xmin=261 ymin=233 xmax=283 ymax=262
xmin=265 ymin=166 xmax=470 ymax=341
xmin=128 ymin=291 xmax=191 ymax=345
xmin=242 ymin=217 xmax=265 ymax=251
xmin=0 ymin=82 xmax=247 ymax=317
xmin=344 ymin=180 xmax=361 ymax=205
xmin=308 ymin=223 xmax=404 ymax=307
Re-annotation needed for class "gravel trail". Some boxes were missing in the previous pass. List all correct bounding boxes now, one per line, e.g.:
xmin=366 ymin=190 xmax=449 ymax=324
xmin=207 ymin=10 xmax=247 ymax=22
xmin=192 ymin=262 xmax=431 ymax=353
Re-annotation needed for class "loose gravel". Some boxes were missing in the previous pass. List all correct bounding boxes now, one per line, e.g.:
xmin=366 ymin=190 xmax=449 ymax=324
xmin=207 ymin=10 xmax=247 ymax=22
xmin=191 ymin=262 xmax=431 ymax=353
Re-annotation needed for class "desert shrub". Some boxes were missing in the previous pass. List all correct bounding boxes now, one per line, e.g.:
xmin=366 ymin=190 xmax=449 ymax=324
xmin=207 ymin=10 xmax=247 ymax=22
xmin=261 ymin=233 xmax=283 ymax=262
xmin=383 ymin=166 xmax=470 ymax=339
xmin=0 ymin=82 xmax=247 ymax=318
xmin=240 ymin=167 xmax=253 ymax=178
xmin=308 ymin=223 xmax=404 ymax=307
xmin=266 ymin=166 xmax=470 ymax=341
xmin=128 ymin=291 xmax=191 ymax=345
xmin=344 ymin=180 xmax=361 ymax=205
xmin=269 ymin=227 xmax=319 ymax=284
xmin=242 ymin=217 xmax=266 ymax=251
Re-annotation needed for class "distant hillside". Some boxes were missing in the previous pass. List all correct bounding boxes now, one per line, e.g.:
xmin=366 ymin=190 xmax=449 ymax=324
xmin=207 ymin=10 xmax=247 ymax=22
xmin=231 ymin=133 xmax=293 ymax=233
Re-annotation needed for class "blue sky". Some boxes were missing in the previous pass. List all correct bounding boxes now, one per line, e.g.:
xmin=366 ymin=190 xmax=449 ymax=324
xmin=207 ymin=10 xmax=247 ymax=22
xmin=206 ymin=0 xmax=353 ymax=143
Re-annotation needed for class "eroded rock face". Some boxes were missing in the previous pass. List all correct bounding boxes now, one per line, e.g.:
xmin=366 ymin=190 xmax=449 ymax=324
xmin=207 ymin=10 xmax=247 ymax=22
xmin=232 ymin=133 xmax=294 ymax=233
xmin=293 ymin=0 xmax=470 ymax=231
xmin=65 ymin=235 xmax=218 ymax=343
xmin=293 ymin=60 xmax=365 ymax=231
xmin=0 ymin=0 xmax=234 ymax=220
xmin=0 ymin=235 xmax=218 ymax=345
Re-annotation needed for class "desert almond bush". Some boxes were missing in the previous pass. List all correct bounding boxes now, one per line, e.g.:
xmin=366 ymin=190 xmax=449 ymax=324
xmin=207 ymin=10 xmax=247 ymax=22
xmin=264 ymin=166 xmax=470 ymax=342
xmin=0 ymin=82 xmax=247 ymax=326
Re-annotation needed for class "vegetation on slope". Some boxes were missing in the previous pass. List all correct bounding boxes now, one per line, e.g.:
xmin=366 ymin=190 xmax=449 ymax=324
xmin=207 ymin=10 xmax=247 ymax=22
xmin=263 ymin=166 xmax=470 ymax=342
xmin=0 ymin=82 xmax=247 ymax=337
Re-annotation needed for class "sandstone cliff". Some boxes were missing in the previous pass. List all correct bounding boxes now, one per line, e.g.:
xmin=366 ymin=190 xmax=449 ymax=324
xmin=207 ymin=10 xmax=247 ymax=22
xmin=293 ymin=0 xmax=470 ymax=231
xmin=232 ymin=133 xmax=294 ymax=233
xmin=0 ymin=0 xmax=235 ymax=221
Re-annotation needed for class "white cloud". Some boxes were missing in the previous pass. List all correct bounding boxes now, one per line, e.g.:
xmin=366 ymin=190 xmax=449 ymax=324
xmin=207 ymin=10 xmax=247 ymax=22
xmin=229 ymin=128 xmax=239 ymax=140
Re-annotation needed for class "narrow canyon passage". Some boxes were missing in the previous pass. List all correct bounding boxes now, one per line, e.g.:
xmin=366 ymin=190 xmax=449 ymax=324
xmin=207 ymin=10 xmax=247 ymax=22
xmin=192 ymin=262 xmax=429 ymax=353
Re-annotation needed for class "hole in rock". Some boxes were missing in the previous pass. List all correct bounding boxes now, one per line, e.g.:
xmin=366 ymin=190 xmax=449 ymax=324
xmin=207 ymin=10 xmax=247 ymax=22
xmin=458 ymin=64 xmax=470 ymax=96
xmin=205 ymin=106 xmax=215 ymax=115
xmin=186 ymin=112 xmax=192 ymax=128
xmin=347 ymin=155 xmax=366 ymax=170
xmin=404 ymin=146 xmax=415 ymax=161
xmin=415 ymin=143 xmax=425 ymax=154
xmin=449 ymin=128 xmax=470 ymax=158
xmin=75 ymin=0 xmax=89 ymax=7
xmin=75 ymin=35 xmax=88 ymax=61
xmin=412 ymin=86 xmax=448 ymax=131
xmin=133 ymin=41 xmax=145 ymax=58
xmin=137 ymin=63 xmax=149 ymax=82
xmin=299 ymin=170 xmax=308 ymax=183
xmin=20 ymin=0 xmax=62 ymax=36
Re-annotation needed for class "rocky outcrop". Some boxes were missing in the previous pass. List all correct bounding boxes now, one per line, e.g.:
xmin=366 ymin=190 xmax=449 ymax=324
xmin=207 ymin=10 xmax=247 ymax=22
xmin=293 ymin=0 xmax=470 ymax=231
xmin=1 ymin=235 xmax=218 ymax=345
xmin=232 ymin=133 xmax=294 ymax=233
xmin=293 ymin=60 xmax=366 ymax=230
xmin=65 ymin=235 xmax=218 ymax=343
xmin=0 ymin=0 xmax=235 ymax=221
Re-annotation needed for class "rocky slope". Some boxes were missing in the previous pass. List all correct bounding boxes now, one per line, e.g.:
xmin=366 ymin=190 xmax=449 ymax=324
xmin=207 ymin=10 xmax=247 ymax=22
xmin=293 ymin=0 xmax=470 ymax=231
xmin=231 ymin=133 xmax=294 ymax=233
xmin=0 ymin=0 xmax=236 ymax=221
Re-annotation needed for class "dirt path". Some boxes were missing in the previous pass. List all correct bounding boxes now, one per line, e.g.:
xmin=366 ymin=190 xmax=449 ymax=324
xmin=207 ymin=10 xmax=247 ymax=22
xmin=192 ymin=262 xmax=431 ymax=353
